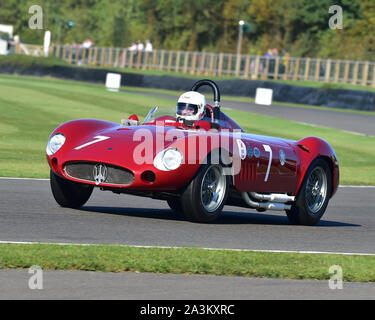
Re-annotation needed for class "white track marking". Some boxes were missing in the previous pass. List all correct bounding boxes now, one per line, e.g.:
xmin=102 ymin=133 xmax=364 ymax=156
xmin=0 ymin=240 xmax=374 ymax=256
xmin=0 ymin=177 xmax=49 ymax=181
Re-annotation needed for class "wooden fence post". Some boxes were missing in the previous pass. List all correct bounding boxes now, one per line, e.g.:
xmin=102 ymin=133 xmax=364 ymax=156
xmin=274 ymin=56 xmax=280 ymax=80
xmin=55 ymin=45 xmax=61 ymax=59
xmin=190 ymin=52 xmax=198 ymax=75
xmin=159 ymin=50 xmax=165 ymax=71
xmin=362 ymin=62 xmax=369 ymax=86
xmin=198 ymin=52 xmax=206 ymax=75
xmin=151 ymin=50 xmax=158 ymax=69
xmin=304 ymin=58 xmax=310 ymax=81
xmin=175 ymin=51 xmax=181 ymax=72
xmin=167 ymin=51 xmax=173 ymax=72
xmin=183 ymin=52 xmax=189 ymax=74
xmin=207 ymin=53 xmax=214 ymax=76
xmin=142 ymin=52 xmax=149 ymax=70
xmin=68 ymin=45 xmax=73 ymax=63
xmin=87 ymin=47 xmax=93 ymax=65
xmin=343 ymin=61 xmax=350 ymax=84
xmin=314 ymin=59 xmax=320 ymax=81
xmin=244 ymin=55 xmax=251 ymax=79
xmin=262 ymin=57 xmax=270 ymax=79
xmin=324 ymin=59 xmax=331 ymax=83
xmin=81 ymin=48 xmax=87 ymax=65
xmin=227 ymin=55 xmax=232 ymax=76
xmin=218 ymin=53 xmax=224 ymax=77
xmin=293 ymin=58 xmax=300 ymax=81
xmin=62 ymin=45 xmax=66 ymax=61
xmin=283 ymin=57 xmax=289 ymax=80
xmin=334 ymin=60 xmax=340 ymax=83
xmin=114 ymin=48 xmax=120 ymax=67
xmin=129 ymin=50 xmax=134 ymax=69
xmin=252 ymin=56 xmax=260 ymax=80
xmin=136 ymin=51 xmax=142 ymax=69
xmin=352 ymin=61 xmax=359 ymax=85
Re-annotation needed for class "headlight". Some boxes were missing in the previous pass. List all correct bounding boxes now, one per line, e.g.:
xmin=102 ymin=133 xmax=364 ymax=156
xmin=154 ymin=148 xmax=183 ymax=171
xmin=46 ymin=133 xmax=66 ymax=156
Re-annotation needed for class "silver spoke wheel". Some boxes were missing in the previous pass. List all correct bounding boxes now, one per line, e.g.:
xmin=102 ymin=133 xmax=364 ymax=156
xmin=200 ymin=165 xmax=226 ymax=214
xmin=305 ymin=167 xmax=327 ymax=214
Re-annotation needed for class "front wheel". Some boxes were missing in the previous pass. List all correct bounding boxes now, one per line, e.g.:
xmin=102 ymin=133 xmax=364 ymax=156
xmin=181 ymin=164 xmax=229 ymax=222
xmin=50 ymin=170 xmax=93 ymax=209
xmin=286 ymin=159 xmax=332 ymax=226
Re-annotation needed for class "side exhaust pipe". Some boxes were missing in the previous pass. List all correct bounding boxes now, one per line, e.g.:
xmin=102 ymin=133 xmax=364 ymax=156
xmin=241 ymin=192 xmax=293 ymax=211
xmin=249 ymin=192 xmax=295 ymax=203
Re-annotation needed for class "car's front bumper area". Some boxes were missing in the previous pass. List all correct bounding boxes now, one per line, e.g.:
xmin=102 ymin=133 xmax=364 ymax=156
xmin=47 ymin=156 xmax=199 ymax=191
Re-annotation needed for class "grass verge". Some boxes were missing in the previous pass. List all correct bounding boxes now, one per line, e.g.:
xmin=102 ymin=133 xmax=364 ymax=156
xmin=1 ymin=243 xmax=374 ymax=282
xmin=0 ymin=74 xmax=374 ymax=184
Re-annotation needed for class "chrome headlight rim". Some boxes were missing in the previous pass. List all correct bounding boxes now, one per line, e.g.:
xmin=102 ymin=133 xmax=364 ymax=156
xmin=46 ymin=133 xmax=66 ymax=156
xmin=153 ymin=147 xmax=184 ymax=171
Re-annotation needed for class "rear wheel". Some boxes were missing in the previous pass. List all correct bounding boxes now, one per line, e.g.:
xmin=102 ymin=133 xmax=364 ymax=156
xmin=50 ymin=170 xmax=93 ymax=209
xmin=286 ymin=159 xmax=332 ymax=226
xmin=181 ymin=163 xmax=229 ymax=222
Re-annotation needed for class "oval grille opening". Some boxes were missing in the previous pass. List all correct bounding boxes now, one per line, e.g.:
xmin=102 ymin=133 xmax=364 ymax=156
xmin=64 ymin=162 xmax=134 ymax=186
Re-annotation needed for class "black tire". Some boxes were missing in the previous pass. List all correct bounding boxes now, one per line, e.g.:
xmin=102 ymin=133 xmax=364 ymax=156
xmin=167 ymin=199 xmax=183 ymax=213
xmin=50 ymin=170 xmax=93 ymax=209
xmin=181 ymin=163 xmax=229 ymax=223
xmin=286 ymin=158 xmax=332 ymax=226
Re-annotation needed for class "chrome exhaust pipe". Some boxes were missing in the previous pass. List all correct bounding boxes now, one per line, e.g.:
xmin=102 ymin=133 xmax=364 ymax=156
xmin=241 ymin=192 xmax=292 ymax=211
xmin=249 ymin=192 xmax=295 ymax=203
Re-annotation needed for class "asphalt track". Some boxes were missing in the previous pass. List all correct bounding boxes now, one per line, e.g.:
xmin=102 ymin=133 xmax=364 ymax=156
xmin=1 ymin=269 xmax=374 ymax=300
xmin=0 ymin=178 xmax=374 ymax=254
xmin=130 ymin=91 xmax=375 ymax=137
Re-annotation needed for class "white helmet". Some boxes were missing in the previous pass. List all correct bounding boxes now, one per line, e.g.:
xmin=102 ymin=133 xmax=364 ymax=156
xmin=176 ymin=91 xmax=206 ymax=122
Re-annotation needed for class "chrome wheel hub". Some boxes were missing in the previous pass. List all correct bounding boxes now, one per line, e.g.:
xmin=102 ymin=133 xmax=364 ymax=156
xmin=200 ymin=165 xmax=226 ymax=213
xmin=305 ymin=167 xmax=327 ymax=214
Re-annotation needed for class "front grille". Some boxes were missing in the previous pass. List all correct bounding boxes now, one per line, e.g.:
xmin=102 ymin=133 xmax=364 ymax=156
xmin=64 ymin=162 xmax=134 ymax=186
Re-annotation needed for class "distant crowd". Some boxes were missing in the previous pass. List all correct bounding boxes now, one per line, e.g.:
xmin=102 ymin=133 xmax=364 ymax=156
xmin=128 ymin=40 xmax=153 ymax=53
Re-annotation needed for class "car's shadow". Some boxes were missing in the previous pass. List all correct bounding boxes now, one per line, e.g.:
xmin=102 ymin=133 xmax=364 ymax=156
xmin=81 ymin=206 xmax=360 ymax=227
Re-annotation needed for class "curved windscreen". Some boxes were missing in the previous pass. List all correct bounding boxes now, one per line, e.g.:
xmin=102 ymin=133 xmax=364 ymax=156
xmin=143 ymin=106 xmax=177 ymax=124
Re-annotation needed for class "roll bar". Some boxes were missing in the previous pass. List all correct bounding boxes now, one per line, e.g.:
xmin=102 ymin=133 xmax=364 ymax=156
xmin=191 ymin=79 xmax=221 ymax=127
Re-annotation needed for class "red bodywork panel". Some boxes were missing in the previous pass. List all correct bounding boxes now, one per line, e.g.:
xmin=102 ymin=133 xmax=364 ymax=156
xmin=47 ymin=108 xmax=339 ymax=197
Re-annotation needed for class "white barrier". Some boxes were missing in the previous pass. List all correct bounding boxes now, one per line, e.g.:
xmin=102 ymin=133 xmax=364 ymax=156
xmin=105 ymin=73 xmax=121 ymax=92
xmin=255 ymin=88 xmax=273 ymax=105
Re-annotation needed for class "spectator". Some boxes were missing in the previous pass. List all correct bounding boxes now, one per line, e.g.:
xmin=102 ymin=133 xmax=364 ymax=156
xmin=145 ymin=39 xmax=153 ymax=53
xmin=129 ymin=42 xmax=137 ymax=51
xmin=82 ymin=39 xmax=94 ymax=48
xmin=137 ymin=40 xmax=144 ymax=52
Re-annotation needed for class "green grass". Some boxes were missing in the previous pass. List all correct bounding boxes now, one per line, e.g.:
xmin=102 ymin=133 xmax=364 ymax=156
xmin=2 ymin=54 xmax=375 ymax=93
xmin=0 ymin=74 xmax=374 ymax=184
xmin=1 ymin=243 xmax=374 ymax=282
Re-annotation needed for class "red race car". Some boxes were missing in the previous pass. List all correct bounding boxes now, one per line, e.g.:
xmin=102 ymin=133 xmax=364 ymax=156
xmin=46 ymin=79 xmax=339 ymax=225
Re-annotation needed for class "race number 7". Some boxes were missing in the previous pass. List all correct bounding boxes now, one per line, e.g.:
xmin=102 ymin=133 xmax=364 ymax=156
xmin=263 ymin=144 xmax=272 ymax=182
xmin=75 ymin=135 xmax=110 ymax=150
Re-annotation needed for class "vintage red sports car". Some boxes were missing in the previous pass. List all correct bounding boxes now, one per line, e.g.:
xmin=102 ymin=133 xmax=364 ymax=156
xmin=46 ymin=79 xmax=339 ymax=225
